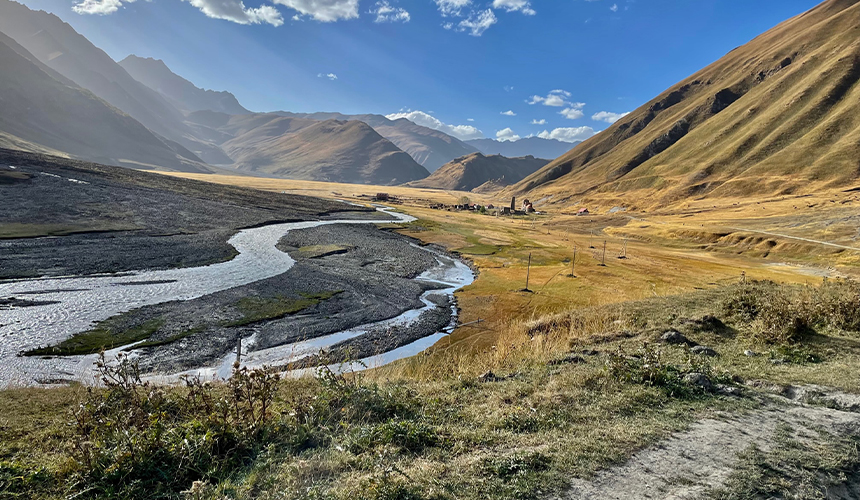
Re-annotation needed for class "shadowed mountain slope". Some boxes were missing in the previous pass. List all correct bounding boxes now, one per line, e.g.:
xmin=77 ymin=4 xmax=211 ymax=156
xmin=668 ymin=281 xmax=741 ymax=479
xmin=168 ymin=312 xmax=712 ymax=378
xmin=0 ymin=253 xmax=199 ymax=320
xmin=0 ymin=33 xmax=209 ymax=172
xmin=0 ymin=0 xmax=231 ymax=165
xmin=466 ymin=137 xmax=577 ymax=161
xmin=405 ymin=152 xmax=549 ymax=192
xmin=222 ymin=118 xmax=430 ymax=185
xmin=119 ymin=55 xmax=250 ymax=115
xmin=277 ymin=112 xmax=478 ymax=172
xmin=512 ymin=0 xmax=860 ymax=209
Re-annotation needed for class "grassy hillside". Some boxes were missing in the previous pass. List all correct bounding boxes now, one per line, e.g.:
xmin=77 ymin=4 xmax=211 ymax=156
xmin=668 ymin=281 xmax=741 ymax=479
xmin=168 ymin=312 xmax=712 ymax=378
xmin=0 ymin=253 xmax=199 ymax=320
xmin=512 ymin=0 xmax=860 ymax=209
xmin=222 ymin=118 xmax=431 ymax=185
xmin=406 ymin=152 xmax=549 ymax=192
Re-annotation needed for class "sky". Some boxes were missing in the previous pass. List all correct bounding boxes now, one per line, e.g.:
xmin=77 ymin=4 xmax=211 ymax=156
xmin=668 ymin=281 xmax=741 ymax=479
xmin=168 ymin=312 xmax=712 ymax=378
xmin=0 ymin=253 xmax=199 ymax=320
xmin=18 ymin=0 xmax=822 ymax=143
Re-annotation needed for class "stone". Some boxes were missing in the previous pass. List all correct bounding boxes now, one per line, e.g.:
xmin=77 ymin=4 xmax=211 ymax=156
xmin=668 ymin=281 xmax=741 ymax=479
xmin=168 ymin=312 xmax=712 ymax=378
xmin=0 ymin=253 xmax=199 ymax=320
xmin=478 ymin=371 xmax=499 ymax=382
xmin=683 ymin=372 xmax=713 ymax=392
xmin=744 ymin=349 xmax=758 ymax=357
xmin=691 ymin=346 xmax=718 ymax=357
xmin=661 ymin=330 xmax=691 ymax=345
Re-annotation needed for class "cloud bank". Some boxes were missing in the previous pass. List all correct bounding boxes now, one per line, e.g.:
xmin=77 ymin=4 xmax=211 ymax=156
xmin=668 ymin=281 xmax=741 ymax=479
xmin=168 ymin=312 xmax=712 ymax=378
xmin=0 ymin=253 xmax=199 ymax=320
xmin=385 ymin=110 xmax=484 ymax=141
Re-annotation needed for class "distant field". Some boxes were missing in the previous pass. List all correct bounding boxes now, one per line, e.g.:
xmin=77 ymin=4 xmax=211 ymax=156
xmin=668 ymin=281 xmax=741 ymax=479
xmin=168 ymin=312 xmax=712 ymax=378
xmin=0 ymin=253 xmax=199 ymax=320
xmin=165 ymin=172 xmax=860 ymax=354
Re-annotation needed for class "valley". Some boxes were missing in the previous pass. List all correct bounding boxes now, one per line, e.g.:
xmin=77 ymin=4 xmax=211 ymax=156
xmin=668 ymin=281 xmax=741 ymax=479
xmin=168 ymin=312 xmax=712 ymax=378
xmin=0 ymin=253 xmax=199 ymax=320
xmin=3 ymin=0 xmax=860 ymax=498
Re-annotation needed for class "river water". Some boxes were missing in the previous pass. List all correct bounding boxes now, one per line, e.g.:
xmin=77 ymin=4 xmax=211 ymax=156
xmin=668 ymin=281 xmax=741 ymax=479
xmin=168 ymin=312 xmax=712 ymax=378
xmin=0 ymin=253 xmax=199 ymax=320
xmin=0 ymin=208 xmax=474 ymax=387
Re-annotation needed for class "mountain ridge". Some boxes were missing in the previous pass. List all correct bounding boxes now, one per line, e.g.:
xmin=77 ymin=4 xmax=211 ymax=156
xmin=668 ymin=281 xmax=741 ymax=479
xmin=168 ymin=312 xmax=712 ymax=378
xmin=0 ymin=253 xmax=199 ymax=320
xmin=510 ymin=0 xmax=860 ymax=209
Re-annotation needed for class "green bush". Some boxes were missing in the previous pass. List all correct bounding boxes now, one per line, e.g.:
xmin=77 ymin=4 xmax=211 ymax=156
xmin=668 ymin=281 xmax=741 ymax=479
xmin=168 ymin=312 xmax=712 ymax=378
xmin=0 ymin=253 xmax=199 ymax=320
xmin=346 ymin=419 xmax=438 ymax=454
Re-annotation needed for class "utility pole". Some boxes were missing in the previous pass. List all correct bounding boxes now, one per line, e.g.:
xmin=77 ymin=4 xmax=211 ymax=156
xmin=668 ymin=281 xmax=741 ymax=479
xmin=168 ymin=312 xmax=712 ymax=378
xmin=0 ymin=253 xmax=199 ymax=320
xmin=522 ymin=253 xmax=533 ymax=292
xmin=601 ymin=241 xmax=607 ymax=266
xmin=570 ymin=245 xmax=577 ymax=277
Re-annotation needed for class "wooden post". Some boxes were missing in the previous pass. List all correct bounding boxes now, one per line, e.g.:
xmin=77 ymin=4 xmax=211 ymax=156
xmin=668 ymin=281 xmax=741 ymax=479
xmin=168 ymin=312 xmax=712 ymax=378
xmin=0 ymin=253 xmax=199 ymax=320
xmin=235 ymin=338 xmax=242 ymax=366
xmin=571 ymin=246 xmax=577 ymax=277
xmin=525 ymin=253 xmax=532 ymax=291
xmin=601 ymin=241 xmax=607 ymax=266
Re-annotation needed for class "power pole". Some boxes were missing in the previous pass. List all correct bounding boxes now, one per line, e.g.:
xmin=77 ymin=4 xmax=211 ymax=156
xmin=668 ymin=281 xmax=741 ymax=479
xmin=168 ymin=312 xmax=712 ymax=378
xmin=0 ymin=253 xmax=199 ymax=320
xmin=601 ymin=241 xmax=607 ymax=266
xmin=570 ymin=245 xmax=577 ymax=277
xmin=526 ymin=253 xmax=531 ymax=290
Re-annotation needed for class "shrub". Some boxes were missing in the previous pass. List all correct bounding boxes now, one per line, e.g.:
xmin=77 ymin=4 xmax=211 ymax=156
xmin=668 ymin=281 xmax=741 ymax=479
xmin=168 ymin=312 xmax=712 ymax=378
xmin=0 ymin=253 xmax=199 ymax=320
xmin=346 ymin=419 xmax=438 ymax=454
xmin=70 ymin=354 xmax=282 ymax=499
xmin=481 ymin=452 xmax=551 ymax=481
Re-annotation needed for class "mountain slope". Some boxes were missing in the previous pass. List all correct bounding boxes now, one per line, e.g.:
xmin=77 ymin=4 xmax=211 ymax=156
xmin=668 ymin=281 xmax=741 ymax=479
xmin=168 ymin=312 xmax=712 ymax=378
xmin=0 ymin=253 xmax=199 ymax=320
xmin=223 ymin=118 xmax=431 ymax=185
xmin=119 ymin=55 xmax=250 ymax=115
xmin=512 ymin=0 xmax=860 ymax=208
xmin=277 ymin=112 xmax=478 ymax=171
xmin=0 ymin=33 xmax=209 ymax=172
xmin=0 ymin=0 xmax=230 ymax=165
xmin=467 ymin=137 xmax=576 ymax=160
xmin=405 ymin=152 xmax=548 ymax=192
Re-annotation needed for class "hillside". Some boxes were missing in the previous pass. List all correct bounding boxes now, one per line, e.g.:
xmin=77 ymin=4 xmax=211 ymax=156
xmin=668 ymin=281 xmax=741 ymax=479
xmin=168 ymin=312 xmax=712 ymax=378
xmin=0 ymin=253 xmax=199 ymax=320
xmin=223 ymin=118 xmax=430 ymax=184
xmin=512 ymin=0 xmax=860 ymax=209
xmin=405 ymin=152 xmax=548 ymax=192
xmin=0 ymin=33 xmax=209 ymax=172
xmin=278 ymin=112 xmax=478 ymax=171
xmin=119 ymin=55 xmax=250 ymax=115
xmin=0 ymin=0 xmax=231 ymax=165
xmin=467 ymin=137 xmax=576 ymax=160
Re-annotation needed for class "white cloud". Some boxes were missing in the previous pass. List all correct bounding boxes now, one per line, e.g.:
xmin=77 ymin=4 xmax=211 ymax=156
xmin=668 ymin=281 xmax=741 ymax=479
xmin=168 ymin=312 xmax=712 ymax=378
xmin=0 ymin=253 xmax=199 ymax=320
xmin=528 ymin=89 xmax=574 ymax=107
xmin=317 ymin=72 xmax=338 ymax=80
xmin=370 ymin=1 xmax=409 ymax=22
xmin=531 ymin=118 xmax=546 ymax=125
xmin=496 ymin=127 xmax=521 ymax=142
xmin=385 ymin=110 xmax=484 ymax=141
xmin=181 ymin=0 xmax=284 ymax=25
xmin=610 ymin=3 xmax=618 ymax=12
xmin=73 ymin=0 xmax=124 ymax=15
xmin=272 ymin=0 xmax=357 ymax=21
xmin=538 ymin=126 xmax=597 ymax=143
xmin=457 ymin=8 xmax=496 ymax=36
xmin=592 ymin=111 xmax=630 ymax=124
xmin=434 ymin=0 xmax=471 ymax=16
xmin=501 ymin=110 xmax=516 ymax=116
xmin=492 ymin=0 xmax=535 ymax=15
xmin=559 ymin=103 xmax=586 ymax=120
xmin=504 ymin=85 xmax=514 ymax=92
xmin=467 ymin=118 xmax=475 ymax=122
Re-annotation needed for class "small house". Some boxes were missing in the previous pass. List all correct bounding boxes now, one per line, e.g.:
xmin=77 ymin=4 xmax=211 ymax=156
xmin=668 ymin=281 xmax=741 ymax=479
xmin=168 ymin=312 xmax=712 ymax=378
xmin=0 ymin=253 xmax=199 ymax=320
xmin=576 ymin=208 xmax=590 ymax=216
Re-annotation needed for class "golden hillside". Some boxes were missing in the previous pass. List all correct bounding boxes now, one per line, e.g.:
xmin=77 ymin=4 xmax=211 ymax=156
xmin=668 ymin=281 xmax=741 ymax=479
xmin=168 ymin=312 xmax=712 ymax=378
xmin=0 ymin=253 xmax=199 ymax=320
xmin=512 ymin=0 xmax=860 ymax=209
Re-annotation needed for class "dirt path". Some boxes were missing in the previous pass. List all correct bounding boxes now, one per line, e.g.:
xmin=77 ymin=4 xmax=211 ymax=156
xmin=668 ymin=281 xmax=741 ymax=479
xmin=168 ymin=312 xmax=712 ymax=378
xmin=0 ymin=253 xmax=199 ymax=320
xmin=563 ymin=388 xmax=860 ymax=500
xmin=726 ymin=227 xmax=860 ymax=252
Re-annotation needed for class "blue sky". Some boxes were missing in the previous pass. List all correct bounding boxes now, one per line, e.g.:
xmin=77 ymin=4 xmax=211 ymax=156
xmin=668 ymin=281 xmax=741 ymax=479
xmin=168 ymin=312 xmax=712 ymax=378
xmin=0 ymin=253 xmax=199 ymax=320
xmin=19 ymin=0 xmax=821 ymax=143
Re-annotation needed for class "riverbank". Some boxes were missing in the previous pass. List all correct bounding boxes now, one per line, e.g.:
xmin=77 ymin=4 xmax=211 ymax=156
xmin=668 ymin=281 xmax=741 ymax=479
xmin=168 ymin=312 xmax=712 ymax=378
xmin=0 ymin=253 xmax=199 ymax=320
xmin=4 ymin=279 xmax=860 ymax=500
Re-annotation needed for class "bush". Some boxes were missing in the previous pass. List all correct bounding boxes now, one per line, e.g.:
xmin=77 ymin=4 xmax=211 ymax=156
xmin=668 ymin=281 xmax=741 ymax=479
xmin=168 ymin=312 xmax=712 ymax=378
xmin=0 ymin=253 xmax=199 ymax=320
xmin=720 ymin=280 xmax=860 ymax=344
xmin=604 ymin=343 xmax=720 ymax=396
xmin=346 ymin=419 xmax=438 ymax=454
xmin=70 ymin=354 xmax=283 ymax=499
xmin=481 ymin=452 xmax=551 ymax=481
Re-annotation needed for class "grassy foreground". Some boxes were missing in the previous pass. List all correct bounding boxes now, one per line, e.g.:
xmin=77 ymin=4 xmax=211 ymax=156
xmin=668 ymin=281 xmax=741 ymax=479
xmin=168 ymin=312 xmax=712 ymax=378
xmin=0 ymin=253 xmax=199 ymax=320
xmin=4 ymin=279 xmax=860 ymax=499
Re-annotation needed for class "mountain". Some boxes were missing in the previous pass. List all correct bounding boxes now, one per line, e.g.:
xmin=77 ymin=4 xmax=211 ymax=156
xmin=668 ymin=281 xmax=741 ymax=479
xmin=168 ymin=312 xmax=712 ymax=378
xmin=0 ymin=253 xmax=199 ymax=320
xmin=467 ymin=137 xmax=576 ymax=160
xmin=222 ymin=117 xmax=430 ymax=185
xmin=405 ymin=152 xmax=548 ymax=192
xmin=0 ymin=0 xmax=231 ymax=165
xmin=277 ymin=112 xmax=478 ymax=172
xmin=0 ymin=32 xmax=209 ymax=172
xmin=119 ymin=55 xmax=250 ymax=115
xmin=512 ymin=0 xmax=860 ymax=208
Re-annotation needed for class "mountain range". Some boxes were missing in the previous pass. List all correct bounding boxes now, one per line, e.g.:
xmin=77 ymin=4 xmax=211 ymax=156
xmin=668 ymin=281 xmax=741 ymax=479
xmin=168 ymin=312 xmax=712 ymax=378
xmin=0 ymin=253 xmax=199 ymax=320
xmin=466 ymin=137 xmax=577 ymax=161
xmin=406 ymin=153 xmax=549 ymax=193
xmin=511 ymin=0 xmax=860 ymax=208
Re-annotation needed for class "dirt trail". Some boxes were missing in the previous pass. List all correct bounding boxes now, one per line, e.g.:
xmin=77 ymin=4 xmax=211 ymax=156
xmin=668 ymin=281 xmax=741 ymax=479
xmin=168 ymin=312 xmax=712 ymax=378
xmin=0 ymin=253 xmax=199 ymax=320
xmin=727 ymin=227 xmax=860 ymax=252
xmin=563 ymin=388 xmax=860 ymax=500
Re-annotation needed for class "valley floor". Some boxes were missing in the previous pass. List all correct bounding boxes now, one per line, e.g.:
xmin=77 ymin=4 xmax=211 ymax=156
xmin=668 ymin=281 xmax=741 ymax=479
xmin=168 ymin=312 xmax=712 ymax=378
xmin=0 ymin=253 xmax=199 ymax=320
xmin=4 ymin=171 xmax=860 ymax=499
